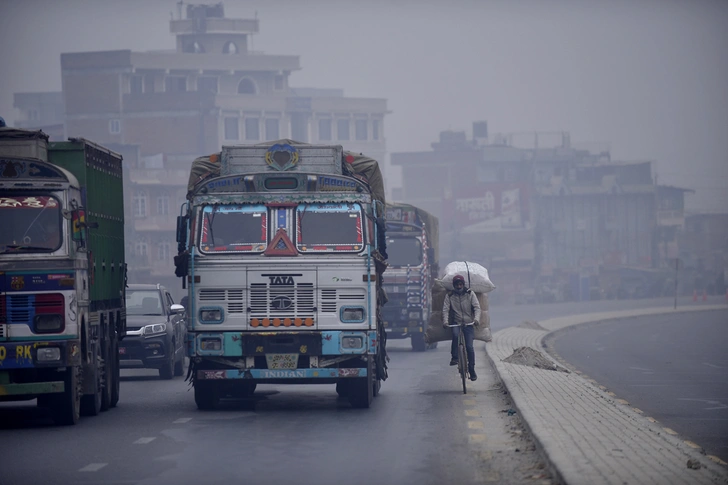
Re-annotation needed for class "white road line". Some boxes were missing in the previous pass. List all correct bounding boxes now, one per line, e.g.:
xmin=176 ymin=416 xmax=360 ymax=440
xmin=173 ymin=417 xmax=193 ymax=424
xmin=703 ymin=362 xmax=722 ymax=369
xmin=133 ymin=437 xmax=157 ymax=444
xmin=79 ymin=463 xmax=108 ymax=472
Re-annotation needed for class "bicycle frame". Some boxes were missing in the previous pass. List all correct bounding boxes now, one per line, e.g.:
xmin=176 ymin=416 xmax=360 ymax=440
xmin=448 ymin=322 xmax=474 ymax=394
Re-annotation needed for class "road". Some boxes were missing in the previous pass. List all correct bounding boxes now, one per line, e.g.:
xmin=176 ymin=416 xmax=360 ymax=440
xmin=547 ymin=308 xmax=728 ymax=462
xmin=0 ymin=296 xmax=715 ymax=485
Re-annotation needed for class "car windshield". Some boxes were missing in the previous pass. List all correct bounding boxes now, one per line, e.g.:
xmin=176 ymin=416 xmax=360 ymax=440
xmin=0 ymin=195 xmax=62 ymax=252
xmin=386 ymin=237 xmax=423 ymax=267
xmin=296 ymin=203 xmax=363 ymax=252
xmin=126 ymin=290 xmax=163 ymax=316
xmin=199 ymin=204 xmax=267 ymax=253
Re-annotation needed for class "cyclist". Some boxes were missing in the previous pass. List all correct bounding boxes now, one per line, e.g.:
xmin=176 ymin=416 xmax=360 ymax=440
xmin=442 ymin=275 xmax=481 ymax=381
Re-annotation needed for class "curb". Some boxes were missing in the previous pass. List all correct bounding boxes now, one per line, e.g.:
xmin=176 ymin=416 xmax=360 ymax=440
xmin=484 ymin=304 xmax=728 ymax=485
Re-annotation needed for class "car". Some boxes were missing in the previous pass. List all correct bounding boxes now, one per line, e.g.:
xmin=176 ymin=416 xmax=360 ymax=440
xmin=120 ymin=283 xmax=186 ymax=379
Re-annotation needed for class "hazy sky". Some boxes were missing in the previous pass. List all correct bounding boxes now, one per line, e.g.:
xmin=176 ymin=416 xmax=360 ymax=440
xmin=1 ymin=0 xmax=726 ymax=212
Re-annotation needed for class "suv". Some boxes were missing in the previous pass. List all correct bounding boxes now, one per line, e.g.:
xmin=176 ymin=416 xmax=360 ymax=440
xmin=121 ymin=284 xmax=186 ymax=379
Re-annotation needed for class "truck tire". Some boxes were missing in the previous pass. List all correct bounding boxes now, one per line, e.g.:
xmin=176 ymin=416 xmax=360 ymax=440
xmin=348 ymin=367 xmax=373 ymax=409
xmin=411 ymin=333 xmax=427 ymax=352
xmin=335 ymin=381 xmax=349 ymax=397
xmin=53 ymin=366 xmax=81 ymax=425
xmin=194 ymin=381 xmax=219 ymax=410
xmin=81 ymin=347 xmax=102 ymax=416
xmin=110 ymin=340 xmax=120 ymax=408
xmin=174 ymin=350 xmax=185 ymax=377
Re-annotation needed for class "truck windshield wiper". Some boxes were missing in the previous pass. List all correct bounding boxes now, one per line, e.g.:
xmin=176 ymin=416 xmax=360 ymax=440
xmin=2 ymin=245 xmax=51 ymax=252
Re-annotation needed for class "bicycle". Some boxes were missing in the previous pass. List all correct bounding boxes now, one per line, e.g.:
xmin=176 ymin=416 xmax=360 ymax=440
xmin=448 ymin=321 xmax=475 ymax=394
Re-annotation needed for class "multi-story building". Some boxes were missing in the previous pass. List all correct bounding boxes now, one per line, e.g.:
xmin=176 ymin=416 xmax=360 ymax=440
xmin=391 ymin=121 xmax=691 ymax=303
xmin=14 ymin=3 xmax=389 ymax=298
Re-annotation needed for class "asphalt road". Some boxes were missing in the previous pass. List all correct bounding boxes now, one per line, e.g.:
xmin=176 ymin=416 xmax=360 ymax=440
xmin=0 ymin=295 xmax=714 ymax=485
xmin=548 ymin=308 xmax=728 ymax=462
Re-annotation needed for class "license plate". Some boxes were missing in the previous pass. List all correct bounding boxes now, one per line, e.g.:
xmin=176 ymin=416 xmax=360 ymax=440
xmin=265 ymin=353 xmax=298 ymax=370
xmin=119 ymin=347 xmax=126 ymax=355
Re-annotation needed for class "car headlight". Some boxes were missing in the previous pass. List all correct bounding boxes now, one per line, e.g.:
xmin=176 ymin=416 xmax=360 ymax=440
xmin=342 ymin=336 xmax=363 ymax=349
xmin=142 ymin=323 xmax=167 ymax=336
xmin=37 ymin=347 xmax=61 ymax=362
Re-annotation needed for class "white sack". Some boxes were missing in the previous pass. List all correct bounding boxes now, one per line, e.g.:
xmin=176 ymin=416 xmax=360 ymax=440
xmin=442 ymin=261 xmax=496 ymax=293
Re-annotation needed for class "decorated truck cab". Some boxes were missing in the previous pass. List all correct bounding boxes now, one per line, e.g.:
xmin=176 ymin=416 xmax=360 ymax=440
xmin=176 ymin=140 xmax=388 ymax=409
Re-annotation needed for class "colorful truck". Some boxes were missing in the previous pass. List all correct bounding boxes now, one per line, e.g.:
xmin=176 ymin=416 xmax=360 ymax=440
xmin=382 ymin=203 xmax=439 ymax=351
xmin=0 ymin=128 xmax=126 ymax=425
xmin=176 ymin=140 xmax=388 ymax=409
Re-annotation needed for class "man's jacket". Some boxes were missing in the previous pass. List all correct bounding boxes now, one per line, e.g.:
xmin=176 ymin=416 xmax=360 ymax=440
xmin=442 ymin=289 xmax=481 ymax=326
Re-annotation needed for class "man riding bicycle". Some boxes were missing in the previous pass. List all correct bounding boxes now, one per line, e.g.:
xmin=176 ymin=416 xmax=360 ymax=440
xmin=442 ymin=275 xmax=481 ymax=381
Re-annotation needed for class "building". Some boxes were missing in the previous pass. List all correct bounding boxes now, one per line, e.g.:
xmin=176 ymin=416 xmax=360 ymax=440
xmin=14 ymin=3 xmax=389 ymax=298
xmin=391 ymin=121 xmax=691 ymax=303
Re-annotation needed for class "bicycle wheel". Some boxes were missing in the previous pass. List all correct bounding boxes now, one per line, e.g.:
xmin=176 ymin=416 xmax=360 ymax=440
xmin=458 ymin=337 xmax=468 ymax=394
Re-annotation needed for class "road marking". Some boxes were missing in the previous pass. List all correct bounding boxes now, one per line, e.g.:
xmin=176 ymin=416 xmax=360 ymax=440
xmin=684 ymin=441 xmax=702 ymax=449
xmin=79 ymin=463 xmax=107 ymax=472
xmin=629 ymin=366 xmax=653 ymax=372
xmin=465 ymin=409 xmax=479 ymax=417
xmin=632 ymin=408 xmax=644 ymax=414
xmin=677 ymin=398 xmax=728 ymax=410
xmin=663 ymin=427 xmax=678 ymax=435
xmin=463 ymin=399 xmax=476 ymax=406
xmin=173 ymin=417 xmax=193 ymax=424
xmin=468 ymin=421 xmax=484 ymax=429
xmin=133 ymin=437 xmax=157 ymax=444
xmin=647 ymin=417 xmax=658 ymax=423
xmin=702 ymin=362 xmax=722 ymax=369
xmin=468 ymin=433 xmax=486 ymax=443
xmin=616 ymin=399 xmax=629 ymax=405
xmin=605 ymin=391 xmax=616 ymax=397
xmin=708 ymin=455 xmax=728 ymax=466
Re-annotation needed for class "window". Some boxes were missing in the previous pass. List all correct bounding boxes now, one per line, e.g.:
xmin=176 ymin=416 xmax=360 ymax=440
xmin=199 ymin=205 xmax=267 ymax=253
xmin=386 ymin=237 xmax=423 ymax=267
xmin=144 ymin=74 xmax=155 ymax=93
xmin=274 ymin=74 xmax=284 ymax=90
xmin=130 ymin=75 xmax=143 ymax=94
xmin=355 ymin=119 xmax=368 ymax=141
xmin=245 ymin=117 xmax=260 ymax=141
xmin=28 ymin=109 xmax=39 ymax=121
xmin=133 ymin=191 xmax=147 ymax=217
xmin=157 ymin=195 xmax=169 ymax=216
xmin=237 ymin=78 xmax=256 ymax=94
xmin=319 ymin=119 xmax=332 ymax=141
xmin=291 ymin=113 xmax=308 ymax=142
xmin=197 ymin=76 xmax=218 ymax=93
xmin=223 ymin=41 xmax=238 ymax=55
xmin=184 ymin=41 xmax=205 ymax=53
xmin=157 ymin=241 xmax=171 ymax=261
xmin=224 ymin=117 xmax=239 ymax=140
xmin=165 ymin=76 xmax=187 ymax=92
xmin=109 ymin=119 xmax=121 ymax=134
xmin=134 ymin=241 xmax=148 ymax=257
xmin=372 ymin=119 xmax=380 ymax=140
xmin=296 ymin=204 xmax=363 ymax=253
xmin=337 ymin=119 xmax=350 ymax=141
xmin=265 ymin=118 xmax=279 ymax=141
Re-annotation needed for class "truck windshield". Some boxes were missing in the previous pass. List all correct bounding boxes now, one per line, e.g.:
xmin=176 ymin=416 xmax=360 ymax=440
xmin=198 ymin=204 xmax=267 ymax=253
xmin=296 ymin=203 xmax=363 ymax=252
xmin=0 ymin=196 xmax=62 ymax=253
xmin=386 ymin=237 xmax=423 ymax=267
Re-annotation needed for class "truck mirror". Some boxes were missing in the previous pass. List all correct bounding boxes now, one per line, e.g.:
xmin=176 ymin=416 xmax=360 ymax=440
xmin=71 ymin=209 xmax=87 ymax=243
xmin=176 ymin=215 xmax=188 ymax=245
xmin=427 ymin=248 xmax=435 ymax=260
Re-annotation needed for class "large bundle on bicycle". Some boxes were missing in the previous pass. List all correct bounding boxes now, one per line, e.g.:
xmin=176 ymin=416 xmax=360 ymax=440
xmin=425 ymin=261 xmax=495 ymax=344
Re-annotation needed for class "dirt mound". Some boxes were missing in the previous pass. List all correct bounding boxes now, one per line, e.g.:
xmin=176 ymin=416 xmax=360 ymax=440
xmin=503 ymin=347 xmax=570 ymax=373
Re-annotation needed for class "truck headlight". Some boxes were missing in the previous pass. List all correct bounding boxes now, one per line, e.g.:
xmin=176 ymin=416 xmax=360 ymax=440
xmin=342 ymin=336 xmax=363 ymax=349
xmin=37 ymin=347 xmax=61 ymax=362
xmin=34 ymin=314 xmax=64 ymax=333
xmin=200 ymin=338 xmax=222 ymax=351
xmin=408 ymin=311 xmax=421 ymax=319
xmin=340 ymin=307 xmax=365 ymax=323
xmin=199 ymin=308 xmax=223 ymax=323
xmin=407 ymin=296 xmax=421 ymax=304
xmin=142 ymin=323 xmax=167 ymax=336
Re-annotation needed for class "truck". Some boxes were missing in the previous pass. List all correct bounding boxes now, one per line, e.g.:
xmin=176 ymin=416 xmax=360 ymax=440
xmin=382 ymin=203 xmax=439 ymax=351
xmin=0 ymin=127 xmax=126 ymax=425
xmin=175 ymin=140 xmax=389 ymax=409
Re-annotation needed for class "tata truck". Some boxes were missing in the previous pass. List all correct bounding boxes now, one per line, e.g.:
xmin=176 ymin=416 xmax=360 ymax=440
xmin=0 ymin=128 xmax=126 ymax=425
xmin=382 ymin=203 xmax=439 ymax=351
xmin=176 ymin=140 xmax=388 ymax=409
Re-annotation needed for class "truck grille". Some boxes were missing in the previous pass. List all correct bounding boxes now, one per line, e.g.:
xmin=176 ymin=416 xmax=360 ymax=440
xmin=250 ymin=283 xmax=314 ymax=319
xmin=320 ymin=289 xmax=366 ymax=313
xmin=1 ymin=294 xmax=64 ymax=325
xmin=199 ymin=288 xmax=245 ymax=314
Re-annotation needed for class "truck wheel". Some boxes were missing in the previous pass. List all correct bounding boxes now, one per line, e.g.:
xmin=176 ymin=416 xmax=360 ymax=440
xmin=411 ymin=334 xmax=427 ymax=352
xmin=159 ymin=355 xmax=175 ymax=380
xmin=194 ymin=381 xmax=219 ymax=410
xmin=110 ymin=340 xmax=120 ymax=407
xmin=335 ymin=381 xmax=349 ymax=397
xmin=53 ymin=366 xmax=81 ymax=425
xmin=348 ymin=374 xmax=373 ymax=408
xmin=174 ymin=350 xmax=185 ymax=377
xmin=81 ymin=347 xmax=102 ymax=416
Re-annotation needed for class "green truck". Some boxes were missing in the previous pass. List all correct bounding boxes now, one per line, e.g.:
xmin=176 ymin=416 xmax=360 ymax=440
xmin=0 ymin=128 xmax=126 ymax=424
xmin=382 ymin=203 xmax=439 ymax=351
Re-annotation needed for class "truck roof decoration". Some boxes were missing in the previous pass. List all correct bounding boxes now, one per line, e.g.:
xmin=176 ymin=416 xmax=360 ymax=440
xmin=0 ymin=158 xmax=76 ymax=189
